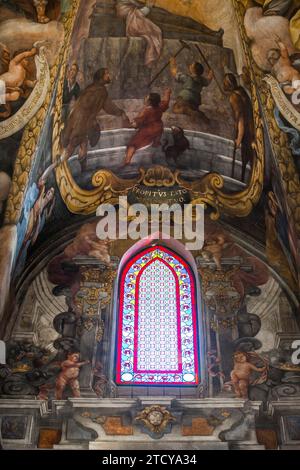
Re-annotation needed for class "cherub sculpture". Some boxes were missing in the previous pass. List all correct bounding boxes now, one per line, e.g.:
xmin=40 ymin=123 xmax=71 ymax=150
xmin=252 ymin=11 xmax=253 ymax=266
xmin=230 ymin=351 xmax=268 ymax=399
xmin=267 ymin=38 xmax=300 ymax=96
xmin=201 ymin=234 xmax=227 ymax=271
xmin=55 ymin=352 xmax=90 ymax=400
xmin=0 ymin=45 xmax=37 ymax=118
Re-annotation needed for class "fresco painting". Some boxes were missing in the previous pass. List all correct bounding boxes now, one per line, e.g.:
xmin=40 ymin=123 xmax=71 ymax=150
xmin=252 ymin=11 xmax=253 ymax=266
xmin=0 ymin=0 xmax=299 ymax=453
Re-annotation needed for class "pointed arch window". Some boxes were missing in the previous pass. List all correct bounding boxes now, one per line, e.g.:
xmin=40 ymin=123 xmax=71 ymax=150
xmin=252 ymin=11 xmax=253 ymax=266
xmin=116 ymin=246 xmax=199 ymax=386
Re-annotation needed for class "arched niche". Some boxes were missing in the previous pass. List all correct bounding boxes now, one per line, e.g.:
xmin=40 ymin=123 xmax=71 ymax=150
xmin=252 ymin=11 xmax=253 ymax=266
xmin=106 ymin=234 xmax=208 ymax=398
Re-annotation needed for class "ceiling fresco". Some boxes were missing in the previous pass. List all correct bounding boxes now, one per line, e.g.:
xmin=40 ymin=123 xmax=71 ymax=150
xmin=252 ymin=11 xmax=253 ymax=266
xmin=0 ymin=0 xmax=300 ymax=452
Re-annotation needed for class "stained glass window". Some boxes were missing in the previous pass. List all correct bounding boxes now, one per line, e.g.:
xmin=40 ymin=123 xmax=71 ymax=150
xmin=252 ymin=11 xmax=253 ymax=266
xmin=116 ymin=246 xmax=199 ymax=386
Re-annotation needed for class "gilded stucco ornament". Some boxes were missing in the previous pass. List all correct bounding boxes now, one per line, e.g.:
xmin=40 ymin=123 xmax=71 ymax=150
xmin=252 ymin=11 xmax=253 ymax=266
xmin=0 ymin=48 xmax=50 ymax=140
xmin=135 ymin=405 xmax=176 ymax=436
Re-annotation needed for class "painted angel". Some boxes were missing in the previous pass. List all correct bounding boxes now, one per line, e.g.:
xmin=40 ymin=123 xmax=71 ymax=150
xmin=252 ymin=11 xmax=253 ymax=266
xmin=229 ymin=351 xmax=268 ymax=399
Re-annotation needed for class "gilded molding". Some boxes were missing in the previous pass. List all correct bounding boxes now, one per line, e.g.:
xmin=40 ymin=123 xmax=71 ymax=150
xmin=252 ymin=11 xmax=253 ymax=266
xmin=233 ymin=0 xmax=300 ymax=235
xmin=3 ymin=1 xmax=81 ymax=226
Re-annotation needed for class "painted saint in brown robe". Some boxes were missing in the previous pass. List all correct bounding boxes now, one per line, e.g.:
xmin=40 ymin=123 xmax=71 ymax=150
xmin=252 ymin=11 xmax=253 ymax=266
xmin=61 ymin=68 xmax=128 ymax=169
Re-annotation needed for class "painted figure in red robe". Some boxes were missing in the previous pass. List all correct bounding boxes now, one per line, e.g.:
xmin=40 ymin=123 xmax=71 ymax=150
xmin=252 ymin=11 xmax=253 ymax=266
xmin=124 ymin=88 xmax=171 ymax=165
